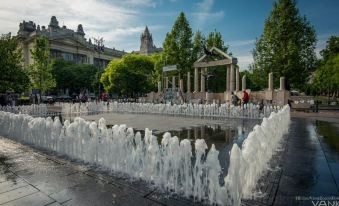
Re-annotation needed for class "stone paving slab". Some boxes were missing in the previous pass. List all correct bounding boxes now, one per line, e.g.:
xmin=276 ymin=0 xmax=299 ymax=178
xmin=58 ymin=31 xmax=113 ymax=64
xmin=2 ymin=192 xmax=55 ymax=206
xmin=0 ymin=185 xmax=39 ymax=204
xmin=0 ymin=179 xmax=28 ymax=194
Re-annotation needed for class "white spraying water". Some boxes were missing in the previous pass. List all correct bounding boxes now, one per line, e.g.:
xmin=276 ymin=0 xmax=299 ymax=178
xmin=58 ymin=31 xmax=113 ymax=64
xmin=0 ymin=105 xmax=290 ymax=206
xmin=60 ymin=101 xmax=279 ymax=119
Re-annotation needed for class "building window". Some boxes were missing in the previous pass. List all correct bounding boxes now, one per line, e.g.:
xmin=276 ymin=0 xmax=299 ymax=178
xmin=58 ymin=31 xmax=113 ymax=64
xmin=62 ymin=52 xmax=74 ymax=61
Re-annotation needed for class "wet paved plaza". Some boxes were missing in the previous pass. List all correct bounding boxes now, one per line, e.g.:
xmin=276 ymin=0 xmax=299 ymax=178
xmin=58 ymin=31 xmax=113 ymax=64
xmin=0 ymin=116 xmax=338 ymax=205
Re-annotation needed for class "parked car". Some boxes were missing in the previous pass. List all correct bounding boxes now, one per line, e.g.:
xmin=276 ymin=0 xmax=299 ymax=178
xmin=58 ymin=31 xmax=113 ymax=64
xmin=41 ymin=96 xmax=55 ymax=104
xmin=290 ymin=90 xmax=300 ymax=96
xmin=56 ymin=95 xmax=72 ymax=102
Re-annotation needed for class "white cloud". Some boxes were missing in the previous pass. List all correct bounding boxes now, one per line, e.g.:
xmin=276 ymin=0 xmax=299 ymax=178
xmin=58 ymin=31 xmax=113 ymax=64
xmin=229 ymin=39 xmax=255 ymax=47
xmin=236 ymin=55 xmax=253 ymax=71
xmin=191 ymin=11 xmax=224 ymax=22
xmin=192 ymin=0 xmax=224 ymax=28
xmin=121 ymin=0 xmax=160 ymax=8
xmin=0 ymin=0 xmax=161 ymax=52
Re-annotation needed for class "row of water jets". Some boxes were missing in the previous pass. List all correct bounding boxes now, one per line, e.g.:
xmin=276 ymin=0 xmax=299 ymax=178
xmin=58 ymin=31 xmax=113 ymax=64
xmin=62 ymin=102 xmax=280 ymax=119
xmin=0 ymin=106 xmax=290 ymax=205
xmin=0 ymin=104 xmax=48 ymax=116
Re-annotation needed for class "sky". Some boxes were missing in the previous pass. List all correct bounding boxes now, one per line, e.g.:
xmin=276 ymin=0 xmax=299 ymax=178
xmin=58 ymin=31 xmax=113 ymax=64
xmin=1 ymin=0 xmax=339 ymax=70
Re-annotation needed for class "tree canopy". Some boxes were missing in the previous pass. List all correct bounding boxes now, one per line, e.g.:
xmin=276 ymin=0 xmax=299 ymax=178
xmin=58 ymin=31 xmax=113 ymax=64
xmin=162 ymin=12 xmax=193 ymax=76
xmin=100 ymin=54 xmax=156 ymax=97
xmin=251 ymin=0 xmax=316 ymax=90
xmin=205 ymin=30 xmax=228 ymax=53
xmin=320 ymin=36 xmax=339 ymax=62
xmin=52 ymin=59 xmax=97 ymax=95
xmin=313 ymin=54 xmax=339 ymax=94
xmin=161 ymin=12 xmax=230 ymax=92
xmin=311 ymin=36 xmax=339 ymax=95
xmin=29 ymin=36 xmax=56 ymax=95
xmin=0 ymin=33 xmax=29 ymax=93
xmin=204 ymin=30 xmax=229 ymax=92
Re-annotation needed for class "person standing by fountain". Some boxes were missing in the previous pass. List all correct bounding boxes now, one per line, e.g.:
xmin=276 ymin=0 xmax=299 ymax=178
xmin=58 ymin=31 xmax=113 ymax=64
xmin=232 ymin=92 xmax=239 ymax=106
xmin=242 ymin=90 xmax=249 ymax=105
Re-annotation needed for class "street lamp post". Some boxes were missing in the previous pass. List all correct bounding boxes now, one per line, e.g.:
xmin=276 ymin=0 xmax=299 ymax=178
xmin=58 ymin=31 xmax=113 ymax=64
xmin=93 ymin=37 xmax=104 ymax=99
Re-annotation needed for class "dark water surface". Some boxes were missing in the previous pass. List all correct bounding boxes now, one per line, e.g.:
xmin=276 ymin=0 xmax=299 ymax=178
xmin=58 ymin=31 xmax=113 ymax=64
xmin=139 ymin=118 xmax=261 ymax=176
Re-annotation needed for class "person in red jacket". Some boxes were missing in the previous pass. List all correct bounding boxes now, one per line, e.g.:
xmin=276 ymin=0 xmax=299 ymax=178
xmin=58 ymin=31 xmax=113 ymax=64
xmin=242 ymin=90 xmax=249 ymax=104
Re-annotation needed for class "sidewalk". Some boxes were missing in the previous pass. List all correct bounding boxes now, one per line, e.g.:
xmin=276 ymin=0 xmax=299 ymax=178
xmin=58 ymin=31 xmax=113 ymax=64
xmin=243 ymin=118 xmax=339 ymax=205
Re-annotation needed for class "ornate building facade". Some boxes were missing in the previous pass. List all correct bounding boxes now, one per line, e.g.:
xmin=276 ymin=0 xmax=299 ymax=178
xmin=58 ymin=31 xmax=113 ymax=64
xmin=17 ymin=16 xmax=126 ymax=69
xmin=133 ymin=26 xmax=162 ymax=55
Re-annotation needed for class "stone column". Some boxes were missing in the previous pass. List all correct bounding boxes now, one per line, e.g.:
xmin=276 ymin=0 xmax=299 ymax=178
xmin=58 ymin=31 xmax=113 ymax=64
xmin=172 ymin=76 xmax=176 ymax=90
xmin=268 ymin=72 xmax=273 ymax=91
xmin=242 ymin=75 xmax=246 ymax=91
xmin=88 ymin=54 xmax=94 ymax=64
xmin=200 ymin=68 xmax=205 ymax=92
xmin=187 ymin=72 xmax=191 ymax=93
xmin=157 ymin=81 xmax=161 ymax=93
xmin=194 ymin=68 xmax=199 ymax=92
xmin=179 ymin=79 xmax=184 ymax=92
xmin=226 ymin=65 xmax=230 ymax=91
xmin=165 ymin=77 xmax=168 ymax=89
xmin=236 ymin=67 xmax=240 ymax=92
xmin=280 ymin=77 xmax=285 ymax=90
xmin=230 ymin=64 xmax=235 ymax=92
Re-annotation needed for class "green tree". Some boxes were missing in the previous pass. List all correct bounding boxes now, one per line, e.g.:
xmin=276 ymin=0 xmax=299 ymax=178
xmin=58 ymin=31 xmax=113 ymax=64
xmin=163 ymin=12 xmax=193 ymax=76
xmin=206 ymin=30 xmax=228 ymax=52
xmin=52 ymin=59 xmax=97 ymax=95
xmin=29 ymin=36 xmax=56 ymax=96
xmin=252 ymin=0 xmax=316 ymax=90
xmin=312 ymin=36 xmax=339 ymax=96
xmin=100 ymin=54 xmax=155 ymax=97
xmin=320 ymin=36 xmax=339 ymax=62
xmin=192 ymin=30 xmax=205 ymax=61
xmin=0 ymin=33 xmax=29 ymax=93
xmin=205 ymin=30 xmax=229 ymax=92
xmin=313 ymin=54 xmax=339 ymax=95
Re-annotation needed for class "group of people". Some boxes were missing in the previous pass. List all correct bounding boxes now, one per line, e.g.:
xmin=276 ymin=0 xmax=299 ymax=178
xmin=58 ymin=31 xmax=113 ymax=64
xmin=231 ymin=90 xmax=249 ymax=106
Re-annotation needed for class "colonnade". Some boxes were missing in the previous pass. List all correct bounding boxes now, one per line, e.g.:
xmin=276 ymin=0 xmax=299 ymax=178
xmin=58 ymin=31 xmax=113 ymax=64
xmin=157 ymin=63 xmax=244 ymax=94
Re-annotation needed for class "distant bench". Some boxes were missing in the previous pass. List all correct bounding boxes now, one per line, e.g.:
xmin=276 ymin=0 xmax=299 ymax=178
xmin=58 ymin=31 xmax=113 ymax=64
xmin=291 ymin=103 xmax=312 ymax=112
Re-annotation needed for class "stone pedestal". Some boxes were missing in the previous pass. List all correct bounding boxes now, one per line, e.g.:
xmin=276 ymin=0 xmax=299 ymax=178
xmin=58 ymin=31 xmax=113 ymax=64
xmin=194 ymin=68 xmax=199 ymax=92
xmin=265 ymin=90 xmax=273 ymax=101
xmin=276 ymin=90 xmax=289 ymax=105
xmin=242 ymin=75 xmax=246 ymax=91
xmin=268 ymin=72 xmax=273 ymax=91
xmin=224 ymin=91 xmax=231 ymax=102
xmin=280 ymin=76 xmax=285 ymax=90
